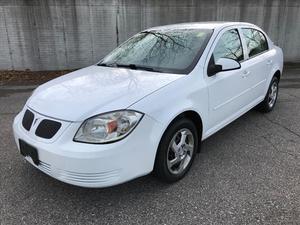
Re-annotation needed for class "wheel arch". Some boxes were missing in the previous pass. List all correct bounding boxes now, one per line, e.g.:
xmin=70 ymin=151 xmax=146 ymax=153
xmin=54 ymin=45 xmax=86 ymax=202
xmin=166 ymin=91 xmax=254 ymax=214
xmin=158 ymin=110 xmax=203 ymax=153
xmin=273 ymin=70 xmax=281 ymax=81
xmin=265 ymin=67 xmax=281 ymax=94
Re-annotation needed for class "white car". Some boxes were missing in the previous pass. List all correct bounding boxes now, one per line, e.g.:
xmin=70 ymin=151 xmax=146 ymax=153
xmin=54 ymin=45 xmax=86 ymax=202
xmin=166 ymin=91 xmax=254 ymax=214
xmin=13 ymin=22 xmax=283 ymax=188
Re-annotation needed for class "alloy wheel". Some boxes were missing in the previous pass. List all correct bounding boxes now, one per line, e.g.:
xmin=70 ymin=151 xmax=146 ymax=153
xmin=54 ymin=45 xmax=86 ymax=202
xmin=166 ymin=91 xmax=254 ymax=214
xmin=166 ymin=128 xmax=195 ymax=175
xmin=268 ymin=81 xmax=278 ymax=108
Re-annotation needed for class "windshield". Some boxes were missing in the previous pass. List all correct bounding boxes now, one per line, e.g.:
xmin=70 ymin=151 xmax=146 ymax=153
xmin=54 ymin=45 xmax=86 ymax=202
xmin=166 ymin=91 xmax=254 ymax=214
xmin=99 ymin=29 xmax=213 ymax=74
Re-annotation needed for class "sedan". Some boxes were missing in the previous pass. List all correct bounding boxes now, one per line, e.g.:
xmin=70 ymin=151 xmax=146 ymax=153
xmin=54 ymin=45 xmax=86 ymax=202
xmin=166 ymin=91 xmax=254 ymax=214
xmin=13 ymin=22 xmax=283 ymax=188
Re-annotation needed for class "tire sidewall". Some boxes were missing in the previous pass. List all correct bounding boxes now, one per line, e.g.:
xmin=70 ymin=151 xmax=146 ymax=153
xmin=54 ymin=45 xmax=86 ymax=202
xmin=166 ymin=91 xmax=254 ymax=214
xmin=154 ymin=118 xmax=198 ymax=182
xmin=266 ymin=76 xmax=279 ymax=110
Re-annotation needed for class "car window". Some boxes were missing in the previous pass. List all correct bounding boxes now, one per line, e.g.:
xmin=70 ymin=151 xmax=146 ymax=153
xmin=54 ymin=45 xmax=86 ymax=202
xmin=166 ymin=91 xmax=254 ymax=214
xmin=212 ymin=29 xmax=244 ymax=63
xmin=100 ymin=29 xmax=213 ymax=74
xmin=242 ymin=28 xmax=268 ymax=58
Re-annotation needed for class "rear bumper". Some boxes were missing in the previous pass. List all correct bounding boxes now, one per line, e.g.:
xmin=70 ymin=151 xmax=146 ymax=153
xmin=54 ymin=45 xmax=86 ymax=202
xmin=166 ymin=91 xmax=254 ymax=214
xmin=13 ymin=110 xmax=163 ymax=188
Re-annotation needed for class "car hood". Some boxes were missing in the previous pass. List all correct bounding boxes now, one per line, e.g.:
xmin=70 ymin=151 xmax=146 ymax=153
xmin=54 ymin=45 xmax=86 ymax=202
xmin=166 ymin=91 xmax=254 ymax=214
xmin=27 ymin=65 xmax=182 ymax=121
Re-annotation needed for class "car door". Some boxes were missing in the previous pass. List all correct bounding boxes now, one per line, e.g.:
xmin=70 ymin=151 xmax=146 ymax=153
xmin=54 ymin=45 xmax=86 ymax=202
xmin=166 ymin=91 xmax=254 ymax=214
xmin=239 ymin=28 xmax=270 ymax=101
xmin=204 ymin=28 xmax=251 ymax=132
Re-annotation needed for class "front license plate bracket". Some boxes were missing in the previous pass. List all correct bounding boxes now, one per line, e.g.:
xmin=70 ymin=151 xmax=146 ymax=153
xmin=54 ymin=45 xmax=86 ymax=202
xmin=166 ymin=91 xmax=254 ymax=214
xmin=19 ymin=139 xmax=40 ymax=166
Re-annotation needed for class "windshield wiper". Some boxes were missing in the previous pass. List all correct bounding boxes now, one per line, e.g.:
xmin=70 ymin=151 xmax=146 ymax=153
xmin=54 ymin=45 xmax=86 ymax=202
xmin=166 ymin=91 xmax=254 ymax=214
xmin=116 ymin=63 xmax=156 ymax=72
xmin=97 ymin=62 xmax=114 ymax=67
xmin=99 ymin=62 xmax=159 ymax=72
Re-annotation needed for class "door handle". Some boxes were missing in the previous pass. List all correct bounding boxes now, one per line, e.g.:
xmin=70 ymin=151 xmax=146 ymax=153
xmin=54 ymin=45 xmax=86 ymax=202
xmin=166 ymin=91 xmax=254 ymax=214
xmin=242 ymin=70 xmax=250 ymax=78
xmin=266 ymin=59 xmax=273 ymax=65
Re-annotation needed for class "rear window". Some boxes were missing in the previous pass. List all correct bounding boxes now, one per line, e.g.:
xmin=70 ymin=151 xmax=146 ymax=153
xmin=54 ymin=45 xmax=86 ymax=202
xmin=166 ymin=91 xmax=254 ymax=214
xmin=242 ymin=28 xmax=268 ymax=58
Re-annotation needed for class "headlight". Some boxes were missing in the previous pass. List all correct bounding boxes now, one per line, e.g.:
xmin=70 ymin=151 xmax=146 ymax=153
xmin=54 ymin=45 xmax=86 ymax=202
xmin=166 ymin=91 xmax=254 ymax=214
xmin=74 ymin=110 xmax=143 ymax=144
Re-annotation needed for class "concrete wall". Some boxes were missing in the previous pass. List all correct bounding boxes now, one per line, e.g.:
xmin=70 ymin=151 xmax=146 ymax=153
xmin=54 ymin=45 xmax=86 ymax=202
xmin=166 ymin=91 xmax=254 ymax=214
xmin=0 ymin=0 xmax=299 ymax=71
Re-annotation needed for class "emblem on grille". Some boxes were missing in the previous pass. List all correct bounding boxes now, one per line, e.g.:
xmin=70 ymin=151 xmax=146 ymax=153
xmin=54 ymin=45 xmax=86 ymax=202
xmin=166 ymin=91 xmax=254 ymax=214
xmin=33 ymin=118 xmax=39 ymax=125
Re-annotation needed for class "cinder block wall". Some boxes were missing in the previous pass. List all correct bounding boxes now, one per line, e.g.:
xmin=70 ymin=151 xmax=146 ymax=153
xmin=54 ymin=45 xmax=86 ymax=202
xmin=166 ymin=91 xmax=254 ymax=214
xmin=0 ymin=0 xmax=299 ymax=71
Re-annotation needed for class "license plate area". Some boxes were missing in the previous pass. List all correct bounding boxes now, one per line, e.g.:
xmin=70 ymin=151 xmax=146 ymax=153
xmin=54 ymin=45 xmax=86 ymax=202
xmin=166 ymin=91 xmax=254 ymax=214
xmin=19 ymin=139 xmax=40 ymax=165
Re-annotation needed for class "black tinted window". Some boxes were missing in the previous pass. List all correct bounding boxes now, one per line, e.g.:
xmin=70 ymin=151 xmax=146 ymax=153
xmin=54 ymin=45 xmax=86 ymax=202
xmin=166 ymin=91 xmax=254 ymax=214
xmin=242 ymin=28 xmax=268 ymax=57
xmin=212 ymin=29 xmax=244 ymax=62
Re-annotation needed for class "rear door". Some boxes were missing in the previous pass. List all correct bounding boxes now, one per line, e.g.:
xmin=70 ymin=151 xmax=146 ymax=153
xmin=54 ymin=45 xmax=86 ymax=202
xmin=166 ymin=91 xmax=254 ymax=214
xmin=239 ymin=28 xmax=271 ymax=100
xmin=204 ymin=28 xmax=251 ymax=131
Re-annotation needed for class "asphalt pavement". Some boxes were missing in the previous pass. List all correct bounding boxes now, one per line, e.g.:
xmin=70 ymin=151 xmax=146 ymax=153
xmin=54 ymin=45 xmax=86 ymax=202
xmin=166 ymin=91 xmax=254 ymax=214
xmin=0 ymin=68 xmax=299 ymax=225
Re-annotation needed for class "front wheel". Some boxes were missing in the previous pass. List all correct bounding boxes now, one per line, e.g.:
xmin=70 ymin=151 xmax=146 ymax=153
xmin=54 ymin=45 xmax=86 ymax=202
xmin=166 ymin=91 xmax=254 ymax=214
xmin=154 ymin=118 xmax=198 ymax=183
xmin=256 ymin=76 xmax=279 ymax=113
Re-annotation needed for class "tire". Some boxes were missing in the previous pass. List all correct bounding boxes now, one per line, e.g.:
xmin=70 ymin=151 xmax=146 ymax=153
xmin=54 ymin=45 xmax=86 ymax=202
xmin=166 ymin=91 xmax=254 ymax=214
xmin=256 ymin=76 xmax=279 ymax=113
xmin=154 ymin=118 xmax=198 ymax=183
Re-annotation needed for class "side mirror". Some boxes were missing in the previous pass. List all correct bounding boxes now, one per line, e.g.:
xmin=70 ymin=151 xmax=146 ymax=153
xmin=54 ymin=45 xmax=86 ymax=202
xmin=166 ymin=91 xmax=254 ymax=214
xmin=207 ymin=58 xmax=241 ymax=76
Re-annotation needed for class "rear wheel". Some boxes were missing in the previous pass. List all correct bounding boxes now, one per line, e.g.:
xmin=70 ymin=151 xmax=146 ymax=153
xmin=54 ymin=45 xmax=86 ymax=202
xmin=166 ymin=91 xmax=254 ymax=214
xmin=257 ymin=76 xmax=279 ymax=113
xmin=154 ymin=118 xmax=198 ymax=182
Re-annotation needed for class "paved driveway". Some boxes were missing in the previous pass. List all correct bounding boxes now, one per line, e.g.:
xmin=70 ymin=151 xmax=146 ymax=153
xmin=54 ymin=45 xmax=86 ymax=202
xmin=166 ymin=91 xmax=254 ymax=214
xmin=0 ymin=68 xmax=299 ymax=225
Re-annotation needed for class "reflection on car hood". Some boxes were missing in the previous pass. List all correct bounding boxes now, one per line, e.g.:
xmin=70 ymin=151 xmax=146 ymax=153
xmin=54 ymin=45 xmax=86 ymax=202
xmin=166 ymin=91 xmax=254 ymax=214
xmin=27 ymin=66 xmax=182 ymax=121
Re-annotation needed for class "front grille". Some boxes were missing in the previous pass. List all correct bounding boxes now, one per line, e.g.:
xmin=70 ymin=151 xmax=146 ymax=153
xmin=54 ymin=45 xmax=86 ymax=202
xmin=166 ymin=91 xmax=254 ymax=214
xmin=22 ymin=109 xmax=34 ymax=131
xmin=35 ymin=119 xmax=62 ymax=139
xmin=39 ymin=161 xmax=51 ymax=175
xmin=57 ymin=169 xmax=121 ymax=184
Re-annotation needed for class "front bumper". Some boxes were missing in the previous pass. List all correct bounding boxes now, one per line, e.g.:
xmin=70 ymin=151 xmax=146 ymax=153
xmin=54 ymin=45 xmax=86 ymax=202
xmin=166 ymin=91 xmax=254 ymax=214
xmin=13 ymin=108 xmax=163 ymax=188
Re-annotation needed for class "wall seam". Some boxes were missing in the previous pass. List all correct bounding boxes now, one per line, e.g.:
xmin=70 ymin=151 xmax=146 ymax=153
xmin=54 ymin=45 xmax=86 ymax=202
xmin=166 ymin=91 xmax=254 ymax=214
xmin=61 ymin=5 xmax=69 ymax=68
xmin=2 ymin=7 xmax=14 ymax=70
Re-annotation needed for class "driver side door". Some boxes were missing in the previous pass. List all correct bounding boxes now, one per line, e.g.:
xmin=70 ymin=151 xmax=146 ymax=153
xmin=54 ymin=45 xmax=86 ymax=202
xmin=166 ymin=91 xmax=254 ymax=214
xmin=205 ymin=28 xmax=251 ymax=134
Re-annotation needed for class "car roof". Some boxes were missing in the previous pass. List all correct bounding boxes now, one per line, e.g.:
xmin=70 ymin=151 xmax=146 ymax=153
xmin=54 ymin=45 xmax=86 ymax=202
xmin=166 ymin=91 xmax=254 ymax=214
xmin=146 ymin=21 xmax=255 ymax=32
